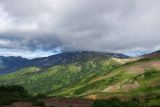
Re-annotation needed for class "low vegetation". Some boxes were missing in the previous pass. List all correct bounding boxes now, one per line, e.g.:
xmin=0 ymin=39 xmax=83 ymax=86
xmin=92 ymin=98 xmax=143 ymax=107
xmin=0 ymin=85 xmax=35 ymax=105
xmin=0 ymin=57 xmax=159 ymax=106
xmin=0 ymin=85 xmax=47 ymax=106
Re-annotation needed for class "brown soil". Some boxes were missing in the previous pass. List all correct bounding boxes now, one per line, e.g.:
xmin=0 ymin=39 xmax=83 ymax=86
xmin=120 ymin=81 xmax=140 ymax=92
xmin=43 ymin=97 xmax=93 ymax=107
xmin=124 ymin=61 xmax=160 ymax=74
xmin=2 ymin=102 xmax=38 ymax=107
xmin=2 ymin=98 xmax=93 ymax=107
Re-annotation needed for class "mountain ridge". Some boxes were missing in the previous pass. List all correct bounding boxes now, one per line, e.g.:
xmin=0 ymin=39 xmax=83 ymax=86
xmin=0 ymin=50 xmax=159 ymax=106
xmin=142 ymin=50 xmax=160 ymax=58
xmin=0 ymin=56 xmax=28 ymax=74
xmin=0 ymin=51 xmax=129 ymax=74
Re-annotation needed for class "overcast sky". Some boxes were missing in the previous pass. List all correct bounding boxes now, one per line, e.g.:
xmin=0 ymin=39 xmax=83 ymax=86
xmin=0 ymin=0 xmax=160 ymax=58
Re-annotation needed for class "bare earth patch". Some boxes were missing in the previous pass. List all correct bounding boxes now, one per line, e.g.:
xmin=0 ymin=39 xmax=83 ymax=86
xmin=2 ymin=98 xmax=93 ymax=107
xmin=124 ymin=61 xmax=160 ymax=74
xmin=43 ymin=97 xmax=93 ymax=107
xmin=2 ymin=102 xmax=38 ymax=107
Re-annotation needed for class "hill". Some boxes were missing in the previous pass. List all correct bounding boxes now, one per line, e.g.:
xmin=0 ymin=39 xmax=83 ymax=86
xmin=0 ymin=56 xmax=128 ymax=95
xmin=28 ymin=51 xmax=129 ymax=66
xmin=142 ymin=50 xmax=160 ymax=58
xmin=0 ymin=51 xmax=128 ymax=74
xmin=0 ymin=51 xmax=159 ymax=106
xmin=0 ymin=56 xmax=28 ymax=74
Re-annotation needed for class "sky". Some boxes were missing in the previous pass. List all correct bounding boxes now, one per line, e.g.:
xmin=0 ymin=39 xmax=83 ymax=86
xmin=0 ymin=0 xmax=160 ymax=58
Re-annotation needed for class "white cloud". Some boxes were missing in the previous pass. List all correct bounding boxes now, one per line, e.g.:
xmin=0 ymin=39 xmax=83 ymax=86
xmin=0 ymin=4 xmax=38 ymax=33
xmin=0 ymin=0 xmax=160 ymax=57
xmin=0 ymin=48 xmax=61 ymax=59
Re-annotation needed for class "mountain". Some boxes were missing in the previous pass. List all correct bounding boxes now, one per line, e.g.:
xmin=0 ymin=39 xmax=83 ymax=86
xmin=0 ymin=51 xmax=159 ymax=106
xmin=0 ymin=51 xmax=129 ymax=74
xmin=0 ymin=56 xmax=28 ymax=74
xmin=28 ymin=51 xmax=129 ymax=66
xmin=0 ymin=51 xmax=130 ymax=94
xmin=0 ymin=55 xmax=129 ymax=95
xmin=142 ymin=50 xmax=160 ymax=58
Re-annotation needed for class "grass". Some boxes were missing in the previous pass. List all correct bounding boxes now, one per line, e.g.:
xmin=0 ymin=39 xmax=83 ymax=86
xmin=0 ymin=57 xmax=160 ymax=106
xmin=0 ymin=58 xmax=121 ymax=96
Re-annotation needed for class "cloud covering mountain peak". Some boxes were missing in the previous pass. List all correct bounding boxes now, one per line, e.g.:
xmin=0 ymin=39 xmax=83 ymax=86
xmin=0 ymin=0 xmax=160 ymax=57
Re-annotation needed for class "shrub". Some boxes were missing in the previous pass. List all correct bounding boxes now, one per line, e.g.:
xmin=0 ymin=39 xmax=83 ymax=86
xmin=0 ymin=85 xmax=34 ymax=105
xmin=36 ymin=94 xmax=47 ymax=99
xmin=32 ymin=100 xmax=45 ymax=107
xmin=92 ymin=98 xmax=143 ymax=107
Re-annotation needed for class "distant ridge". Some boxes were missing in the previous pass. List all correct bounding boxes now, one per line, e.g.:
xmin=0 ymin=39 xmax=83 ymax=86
xmin=28 ymin=51 xmax=129 ymax=67
xmin=0 ymin=50 xmax=159 ymax=104
xmin=142 ymin=50 xmax=160 ymax=58
xmin=0 ymin=56 xmax=28 ymax=74
xmin=0 ymin=51 xmax=129 ymax=74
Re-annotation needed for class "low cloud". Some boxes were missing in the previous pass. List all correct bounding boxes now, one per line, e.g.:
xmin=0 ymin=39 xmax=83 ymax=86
xmin=0 ymin=0 xmax=160 ymax=57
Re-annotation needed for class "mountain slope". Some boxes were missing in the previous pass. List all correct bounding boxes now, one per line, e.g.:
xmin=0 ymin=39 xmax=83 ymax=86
xmin=84 ymin=57 xmax=160 ymax=98
xmin=0 ymin=52 xmax=159 ymax=106
xmin=28 ymin=51 xmax=129 ymax=66
xmin=0 ymin=57 xmax=159 ymax=100
xmin=0 ymin=56 xmax=28 ymax=74
xmin=0 ymin=57 xmax=129 ymax=95
xmin=142 ymin=50 xmax=160 ymax=58
xmin=0 ymin=51 xmax=129 ymax=74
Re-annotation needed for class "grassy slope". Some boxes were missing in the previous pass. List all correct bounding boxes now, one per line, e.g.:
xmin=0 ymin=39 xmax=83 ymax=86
xmin=83 ymin=58 xmax=160 ymax=106
xmin=0 ymin=57 xmax=125 ymax=96
xmin=0 ymin=57 xmax=159 ymax=106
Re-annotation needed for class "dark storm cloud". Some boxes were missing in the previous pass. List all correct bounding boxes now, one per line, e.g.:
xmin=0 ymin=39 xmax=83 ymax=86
xmin=0 ymin=0 xmax=160 ymax=57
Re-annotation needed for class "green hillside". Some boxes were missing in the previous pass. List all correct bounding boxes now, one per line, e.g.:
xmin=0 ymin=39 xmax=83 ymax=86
xmin=0 ymin=57 xmax=160 ymax=106
xmin=0 ymin=57 xmax=126 ymax=95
